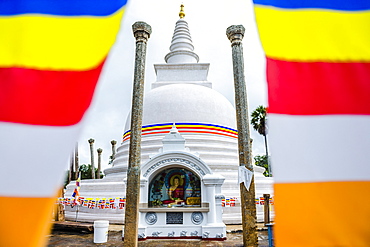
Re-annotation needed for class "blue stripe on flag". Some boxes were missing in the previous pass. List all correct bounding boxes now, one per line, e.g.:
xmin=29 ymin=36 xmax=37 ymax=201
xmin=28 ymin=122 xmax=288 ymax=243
xmin=253 ymin=0 xmax=370 ymax=11
xmin=0 ymin=0 xmax=127 ymax=16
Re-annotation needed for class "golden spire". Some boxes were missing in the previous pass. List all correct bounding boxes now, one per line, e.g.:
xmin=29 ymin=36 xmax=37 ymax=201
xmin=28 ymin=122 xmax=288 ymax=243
xmin=179 ymin=4 xmax=185 ymax=19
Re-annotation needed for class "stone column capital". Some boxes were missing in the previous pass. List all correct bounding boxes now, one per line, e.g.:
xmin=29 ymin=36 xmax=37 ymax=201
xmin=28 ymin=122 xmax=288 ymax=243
xmin=97 ymin=148 xmax=103 ymax=154
xmin=111 ymin=140 xmax=117 ymax=145
xmin=132 ymin=21 xmax=152 ymax=43
xmin=88 ymin=138 xmax=95 ymax=144
xmin=226 ymin=25 xmax=245 ymax=45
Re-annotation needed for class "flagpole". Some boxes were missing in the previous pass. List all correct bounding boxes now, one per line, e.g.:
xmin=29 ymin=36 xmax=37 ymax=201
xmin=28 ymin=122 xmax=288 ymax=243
xmin=75 ymin=204 xmax=79 ymax=222
xmin=72 ymin=172 xmax=81 ymax=222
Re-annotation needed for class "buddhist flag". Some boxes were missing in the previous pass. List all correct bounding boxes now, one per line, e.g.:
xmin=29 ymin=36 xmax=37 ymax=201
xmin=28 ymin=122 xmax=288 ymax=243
xmin=0 ymin=1 xmax=128 ymax=246
xmin=71 ymin=173 xmax=81 ymax=205
xmin=253 ymin=0 xmax=370 ymax=246
xmin=72 ymin=173 xmax=81 ymax=198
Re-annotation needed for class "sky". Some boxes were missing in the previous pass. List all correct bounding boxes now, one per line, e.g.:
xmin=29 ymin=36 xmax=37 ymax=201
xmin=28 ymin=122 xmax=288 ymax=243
xmin=73 ymin=0 xmax=268 ymax=172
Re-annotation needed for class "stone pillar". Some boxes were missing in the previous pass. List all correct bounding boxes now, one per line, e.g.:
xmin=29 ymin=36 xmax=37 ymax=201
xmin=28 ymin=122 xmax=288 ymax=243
xmin=68 ymin=152 xmax=73 ymax=183
xmin=123 ymin=21 xmax=151 ymax=247
xmin=54 ymin=187 xmax=65 ymax=221
xmin=74 ymin=142 xmax=79 ymax=180
xmin=226 ymin=25 xmax=258 ymax=246
xmin=111 ymin=140 xmax=117 ymax=162
xmin=263 ymin=193 xmax=271 ymax=225
xmin=97 ymin=148 xmax=102 ymax=179
xmin=88 ymin=138 xmax=95 ymax=179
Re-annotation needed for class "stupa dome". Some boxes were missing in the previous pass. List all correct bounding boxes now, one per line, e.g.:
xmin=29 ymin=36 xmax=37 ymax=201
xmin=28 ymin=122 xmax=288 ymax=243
xmin=124 ymin=83 xmax=236 ymax=130
xmin=114 ymin=80 xmax=240 ymax=175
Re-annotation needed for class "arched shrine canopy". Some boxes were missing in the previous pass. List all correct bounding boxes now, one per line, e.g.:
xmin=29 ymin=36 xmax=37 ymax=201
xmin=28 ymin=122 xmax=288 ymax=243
xmin=141 ymin=152 xmax=212 ymax=208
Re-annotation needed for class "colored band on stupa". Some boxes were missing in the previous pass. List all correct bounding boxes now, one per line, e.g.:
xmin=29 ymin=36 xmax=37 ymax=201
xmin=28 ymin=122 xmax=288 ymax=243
xmin=122 ymin=122 xmax=238 ymax=142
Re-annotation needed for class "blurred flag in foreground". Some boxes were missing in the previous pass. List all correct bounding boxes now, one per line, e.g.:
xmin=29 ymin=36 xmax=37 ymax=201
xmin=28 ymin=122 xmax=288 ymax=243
xmin=0 ymin=1 xmax=127 ymax=246
xmin=253 ymin=0 xmax=370 ymax=246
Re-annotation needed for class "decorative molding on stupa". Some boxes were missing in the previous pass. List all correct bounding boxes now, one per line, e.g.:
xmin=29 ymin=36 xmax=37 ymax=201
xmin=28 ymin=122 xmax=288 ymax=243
xmin=159 ymin=124 xmax=190 ymax=153
xmin=152 ymin=4 xmax=212 ymax=89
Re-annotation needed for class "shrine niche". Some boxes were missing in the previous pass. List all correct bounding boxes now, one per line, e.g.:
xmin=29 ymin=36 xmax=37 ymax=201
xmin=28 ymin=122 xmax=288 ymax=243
xmin=133 ymin=125 xmax=227 ymax=241
xmin=149 ymin=167 xmax=201 ymax=207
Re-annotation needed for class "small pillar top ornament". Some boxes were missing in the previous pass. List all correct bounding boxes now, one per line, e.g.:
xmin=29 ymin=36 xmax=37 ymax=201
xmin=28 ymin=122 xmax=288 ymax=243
xmin=226 ymin=25 xmax=245 ymax=46
xmin=132 ymin=21 xmax=152 ymax=43
xmin=179 ymin=4 xmax=185 ymax=19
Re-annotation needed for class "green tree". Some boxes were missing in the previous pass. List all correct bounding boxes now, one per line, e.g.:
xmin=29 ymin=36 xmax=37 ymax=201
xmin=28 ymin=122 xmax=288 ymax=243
xmin=63 ymin=170 xmax=71 ymax=188
xmin=79 ymin=164 xmax=103 ymax=179
xmin=254 ymin=155 xmax=271 ymax=177
xmin=251 ymin=105 xmax=271 ymax=176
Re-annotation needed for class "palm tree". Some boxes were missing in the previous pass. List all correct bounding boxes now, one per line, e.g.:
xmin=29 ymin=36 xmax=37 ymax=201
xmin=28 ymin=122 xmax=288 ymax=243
xmin=251 ymin=105 xmax=271 ymax=176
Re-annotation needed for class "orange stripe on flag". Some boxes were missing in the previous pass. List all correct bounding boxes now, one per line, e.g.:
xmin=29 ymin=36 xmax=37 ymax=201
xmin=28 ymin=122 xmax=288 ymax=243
xmin=274 ymin=181 xmax=370 ymax=247
xmin=0 ymin=197 xmax=55 ymax=247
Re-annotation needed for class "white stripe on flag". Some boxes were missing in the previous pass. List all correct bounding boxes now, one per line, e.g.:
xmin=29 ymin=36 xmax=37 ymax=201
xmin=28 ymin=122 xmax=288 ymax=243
xmin=0 ymin=121 xmax=82 ymax=197
xmin=269 ymin=114 xmax=370 ymax=183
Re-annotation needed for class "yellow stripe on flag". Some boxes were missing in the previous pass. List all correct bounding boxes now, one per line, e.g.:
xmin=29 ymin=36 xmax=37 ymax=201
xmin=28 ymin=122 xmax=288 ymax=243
xmin=254 ymin=6 xmax=370 ymax=62
xmin=0 ymin=197 xmax=55 ymax=247
xmin=0 ymin=8 xmax=125 ymax=70
xmin=274 ymin=181 xmax=370 ymax=247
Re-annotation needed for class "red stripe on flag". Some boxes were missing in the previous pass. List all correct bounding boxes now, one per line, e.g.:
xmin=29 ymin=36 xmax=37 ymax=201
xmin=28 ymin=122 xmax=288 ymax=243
xmin=0 ymin=61 xmax=105 ymax=126
xmin=267 ymin=58 xmax=370 ymax=115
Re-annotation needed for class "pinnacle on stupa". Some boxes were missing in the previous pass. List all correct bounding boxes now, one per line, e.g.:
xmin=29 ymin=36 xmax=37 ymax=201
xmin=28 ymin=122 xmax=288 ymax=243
xmin=165 ymin=4 xmax=199 ymax=64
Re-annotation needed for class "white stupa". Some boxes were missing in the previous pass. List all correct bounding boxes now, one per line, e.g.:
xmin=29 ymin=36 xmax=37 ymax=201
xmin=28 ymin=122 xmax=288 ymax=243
xmin=66 ymin=6 xmax=273 ymax=225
